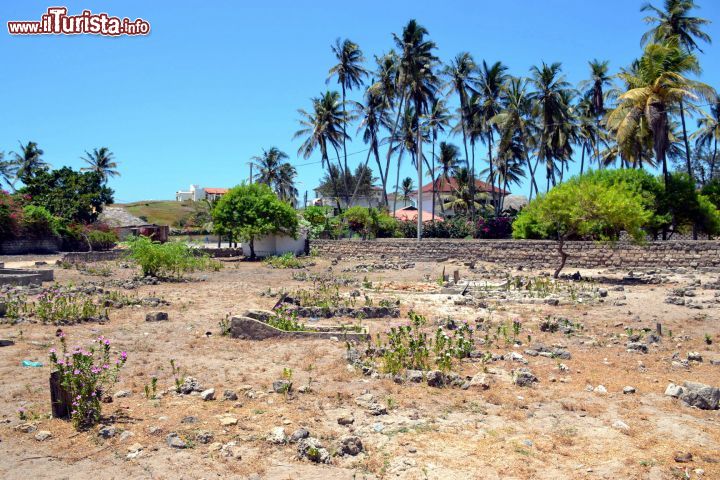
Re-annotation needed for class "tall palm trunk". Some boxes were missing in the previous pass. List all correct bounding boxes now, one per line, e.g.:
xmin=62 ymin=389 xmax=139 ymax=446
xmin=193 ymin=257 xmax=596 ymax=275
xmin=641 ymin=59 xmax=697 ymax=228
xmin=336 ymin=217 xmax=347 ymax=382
xmin=341 ymin=84 xmax=350 ymax=183
xmin=371 ymin=142 xmax=389 ymax=207
xmin=487 ymin=131 xmax=497 ymax=215
xmin=331 ymin=144 xmax=349 ymax=208
xmin=711 ymin=136 xmax=718 ymax=179
xmin=384 ymin=94 xmax=406 ymax=208
xmin=392 ymin=149 xmax=405 ymax=214
xmin=431 ymin=135 xmax=436 ymax=221
xmin=580 ymin=144 xmax=586 ymax=175
xmin=459 ymin=100 xmax=475 ymax=219
xmin=416 ymin=108 xmax=424 ymax=241
xmin=350 ymin=147 xmax=375 ymax=205
xmin=679 ymin=98 xmax=693 ymax=180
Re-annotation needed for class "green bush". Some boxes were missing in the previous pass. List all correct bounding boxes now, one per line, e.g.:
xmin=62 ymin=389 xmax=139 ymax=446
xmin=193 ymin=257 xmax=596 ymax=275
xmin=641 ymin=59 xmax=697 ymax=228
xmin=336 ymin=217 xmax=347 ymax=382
xmin=342 ymin=206 xmax=371 ymax=236
xmin=263 ymin=252 xmax=304 ymax=269
xmin=125 ymin=235 xmax=221 ymax=278
xmin=87 ymin=230 xmax=119 ymax=251
xmin=21 ymin=205 xmax=59 ymax=238
xmin=513 ymin=173 xmax=652 ymax=277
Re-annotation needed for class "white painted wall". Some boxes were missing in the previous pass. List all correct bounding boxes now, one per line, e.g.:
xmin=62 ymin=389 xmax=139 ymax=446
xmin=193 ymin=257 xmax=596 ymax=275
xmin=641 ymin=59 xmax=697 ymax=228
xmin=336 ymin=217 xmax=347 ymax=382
xmin=245 ymin=231 xmax=308 ymax=257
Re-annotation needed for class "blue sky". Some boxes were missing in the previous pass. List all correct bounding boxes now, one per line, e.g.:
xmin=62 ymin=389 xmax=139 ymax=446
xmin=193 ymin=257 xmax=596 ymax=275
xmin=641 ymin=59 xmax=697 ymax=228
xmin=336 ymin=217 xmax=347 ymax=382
xmin=2 ymin=0 xmax=720 ymax=204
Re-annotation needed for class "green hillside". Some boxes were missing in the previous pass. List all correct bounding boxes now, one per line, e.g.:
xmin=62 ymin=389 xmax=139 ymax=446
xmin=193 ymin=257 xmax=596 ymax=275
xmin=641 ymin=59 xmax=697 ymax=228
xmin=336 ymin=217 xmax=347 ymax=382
xmin=114 ymin=200 xmax=210 ymax=228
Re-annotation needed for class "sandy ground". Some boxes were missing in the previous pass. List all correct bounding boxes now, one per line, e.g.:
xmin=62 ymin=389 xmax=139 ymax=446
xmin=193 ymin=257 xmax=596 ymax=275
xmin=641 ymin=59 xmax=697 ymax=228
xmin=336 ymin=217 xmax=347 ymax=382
xmin=0 ymin=254 xmax=719 ymax=480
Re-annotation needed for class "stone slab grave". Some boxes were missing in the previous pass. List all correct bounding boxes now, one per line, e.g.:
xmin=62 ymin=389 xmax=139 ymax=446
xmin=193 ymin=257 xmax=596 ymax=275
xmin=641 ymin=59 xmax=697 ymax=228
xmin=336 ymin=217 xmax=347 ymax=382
xmin=273 ymin=294 xmax=400 ymax=319
xmin=230 ymin=309 xmax=369 ymax=342
xmin=0 ymin=268 xmax=54 ymax=286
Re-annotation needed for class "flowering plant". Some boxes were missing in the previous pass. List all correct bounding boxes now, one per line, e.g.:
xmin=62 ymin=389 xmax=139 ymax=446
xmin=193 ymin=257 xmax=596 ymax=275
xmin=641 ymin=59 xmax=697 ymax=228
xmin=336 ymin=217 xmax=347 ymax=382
xmin=49 ymin=334 xmax=127 ymax=429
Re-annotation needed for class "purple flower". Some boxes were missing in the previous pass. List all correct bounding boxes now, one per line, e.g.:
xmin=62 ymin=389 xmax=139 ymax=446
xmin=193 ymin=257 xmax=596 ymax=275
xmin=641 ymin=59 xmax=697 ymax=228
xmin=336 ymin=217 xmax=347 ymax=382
xmin=120 ymin=351 xmax=127 ymax=360
xmin=49 ymin=348 xmax=56 ymax=354
xmin=73 ymin=369 xmax=80 ymax=375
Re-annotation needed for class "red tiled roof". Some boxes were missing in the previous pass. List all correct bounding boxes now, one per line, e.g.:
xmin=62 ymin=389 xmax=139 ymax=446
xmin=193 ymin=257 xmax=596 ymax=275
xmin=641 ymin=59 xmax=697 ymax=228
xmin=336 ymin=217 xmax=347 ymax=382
xmin=393 ymin=206 xmax=443 ymax=223
xmin=205 ymin=188 xmax=228 ymax=195
xmin=419 ymin=178 xmax=509 ymax=195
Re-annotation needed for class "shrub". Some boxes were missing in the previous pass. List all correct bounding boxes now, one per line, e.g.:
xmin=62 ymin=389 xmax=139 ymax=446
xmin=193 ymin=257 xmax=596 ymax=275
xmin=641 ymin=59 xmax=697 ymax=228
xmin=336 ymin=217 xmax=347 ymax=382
xmin=263 ymin=252 xmax=304 ymax=269
xmin=343 ymin=206 xmax=371 ymax=236
xmin=476 ymin=215 xmax=514 ymax=239
xmin=49 ymin=334 xmax=127 ymax=429
xmin=0 ymin=191 xmax=23 ymax=240
xmin=21 ymin=205 xmax=59 ymax=238
xmin=125 ymin=235 xmax=221 ymax=278
xmin=87 ymin=230 xmax=118 ymax=251
xmin=513 ymin=173 xmax=652 ymax=277
xmin=369 ymin=209 xmax=401 ymax=238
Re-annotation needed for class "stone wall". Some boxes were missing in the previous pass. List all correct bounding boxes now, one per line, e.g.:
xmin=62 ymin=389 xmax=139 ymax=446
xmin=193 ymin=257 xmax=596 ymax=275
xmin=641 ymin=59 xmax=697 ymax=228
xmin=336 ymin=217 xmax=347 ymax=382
xmin=311 ymin=239 xmax=720 ymax=269
xmin=0 ymin=238 xmax=61 ymax=255
xmin=62 ymin=250 xmax=124 ymax=263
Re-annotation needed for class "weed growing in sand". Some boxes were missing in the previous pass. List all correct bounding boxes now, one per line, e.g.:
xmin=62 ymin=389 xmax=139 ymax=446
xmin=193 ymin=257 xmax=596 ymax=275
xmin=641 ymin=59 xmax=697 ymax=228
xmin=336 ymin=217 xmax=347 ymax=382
xmin=267 ymin=308 xmax=306 ymax=331
xmin=144 ymin=377 xmax=158 ymax=399
xmin=219 ymin=313 xmax=231 ymax=336
xmin=170 ymin=359 xmax=184 ymax=393
xmin=263 ymin=252 xmax=304 ymax=269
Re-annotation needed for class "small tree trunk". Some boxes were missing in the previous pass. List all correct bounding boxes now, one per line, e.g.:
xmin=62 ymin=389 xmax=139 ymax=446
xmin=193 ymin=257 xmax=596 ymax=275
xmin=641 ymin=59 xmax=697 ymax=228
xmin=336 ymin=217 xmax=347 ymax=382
xmin=553 ymin=239 xmax=568 ymax=279
xmin=50 ymin=371 xmax=72 ymax=419
xmin=249 ymin=237 xmax=255 ymax=260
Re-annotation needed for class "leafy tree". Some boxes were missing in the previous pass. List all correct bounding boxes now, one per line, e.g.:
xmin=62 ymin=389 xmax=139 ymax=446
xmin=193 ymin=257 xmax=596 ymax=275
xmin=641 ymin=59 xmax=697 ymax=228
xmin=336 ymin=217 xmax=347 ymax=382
xmin=513 ymin=174 xmax=653 ymax=278
xmin=212 ymin=183 xmax=298 ymax=259
xmin=693 ymin=96 xmax=720 ymax=179
xmin=400 ymin=177 xmax=415 ymax=204
xmin=701 ymin=178 xmax=720 ymax=209
xmin=81 ymin=147 xmax=119 ymax=183
xmin=0 ymin=152 xmax=18 ymax=190
xmin=18 ymin=167 xmax=113 ymax=223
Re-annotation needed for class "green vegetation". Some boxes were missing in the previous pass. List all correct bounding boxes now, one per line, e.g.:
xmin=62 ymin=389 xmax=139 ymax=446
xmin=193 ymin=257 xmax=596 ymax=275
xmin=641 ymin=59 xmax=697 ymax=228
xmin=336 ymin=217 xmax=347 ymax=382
xmin=263 ymin=252 xmax=304 ymax=269
xmin=212 ymin=183 xmax=298 ymax=259
xmin=513 ymin=171 xmax=654 ymax=277
xmin=125 ymin=235 xmax=221 ymax=278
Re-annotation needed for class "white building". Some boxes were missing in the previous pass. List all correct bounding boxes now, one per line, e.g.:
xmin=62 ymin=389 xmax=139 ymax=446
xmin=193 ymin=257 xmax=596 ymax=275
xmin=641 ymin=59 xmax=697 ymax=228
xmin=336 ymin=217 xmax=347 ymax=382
xmin=176 ymin=185 xmax=228 ymax=202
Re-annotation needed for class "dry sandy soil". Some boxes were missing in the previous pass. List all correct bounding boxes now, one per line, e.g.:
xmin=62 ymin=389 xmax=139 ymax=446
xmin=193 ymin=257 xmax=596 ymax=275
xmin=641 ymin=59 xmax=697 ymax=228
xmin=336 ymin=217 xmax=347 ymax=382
xmin=0 ymin=253 xmax=719 ymax=480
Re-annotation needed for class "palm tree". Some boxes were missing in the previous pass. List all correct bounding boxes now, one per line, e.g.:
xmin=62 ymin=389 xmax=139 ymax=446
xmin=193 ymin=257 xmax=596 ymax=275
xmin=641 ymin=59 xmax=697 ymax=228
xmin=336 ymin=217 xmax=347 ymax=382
xmin=353 ymin=87 xmax=390 ymax=206
xmin=295 ymin=91 xmax=349 ymax=210
xmin=641 ymin=0 xmax=712 ymax=53
xmin=252 ymin=147 xmax=296 ymax=203
xmin=393 ymin=105 xmax=420 ymax=214
xmin=475 ymin=60 xmax=509 ymax=214
xmin=400 ymin=177 xmax=415 ymax=205
xmin=693 ymin=96 xmax=720 ymax=179
xmin=528 ymin=62 xmax=574 ymax=191
xmin=328 ymin=38 xmax=367 ymax=182
xmin=0 ymin=153 xmax=18 ymax=190
xmin=394 ymin=19 xmax=439 ymax=239
xmin=277 ymin=163 xmax=298 ymax=206
xmin=11 ymin=141 xmax=47 ymax=185
xmin=492 ymin=77 xmax=539 ymax=199
xmin=443 ymin=53 xmax=477 ymax=212
xmin=435 ymin=141 xmax=463 ymax=214
xmin=576 ymin=98 xmax=599 ymax=174
xmin=443 ymin=167 xmax=487 ymax=215
xmin=424 ymin=99 xmax=451 ymax=219
xmin=642 ymin=0 xmax=713 ymax=179
xmin=609 ymin=40 xmax=713 ymax=187
xmin=372 ymin=51 xmax=405 ymax=210
xmin=81 ymin=147 xmax=119 ymax=183
xmin=579 ymin=60 xmax=613 ymax=164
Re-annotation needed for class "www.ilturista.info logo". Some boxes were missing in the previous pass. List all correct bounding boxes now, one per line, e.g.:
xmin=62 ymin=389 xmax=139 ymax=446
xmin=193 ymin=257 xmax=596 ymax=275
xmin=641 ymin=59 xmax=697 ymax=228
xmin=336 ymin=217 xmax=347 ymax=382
xmin=7 ymin=7 xmax=150 ymax=36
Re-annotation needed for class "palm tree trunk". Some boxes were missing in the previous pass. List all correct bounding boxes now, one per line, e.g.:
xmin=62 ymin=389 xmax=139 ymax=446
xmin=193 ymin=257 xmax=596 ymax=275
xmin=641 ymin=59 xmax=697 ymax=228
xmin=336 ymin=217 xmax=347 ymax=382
xmin=580 ymin=144 xmax=586 ymax=175
xmin=324 ymin=152 xmax=344 ymax=213
xmin=350 ymin=148 xmax=374 ymax=206
xmin=487 ymin=131 xmax=497 ymax=216
xmin=330 ymin=143 xmax=349 ymax=207
xmin=341 ymin=84 xmax=350 ymax=182
xmin=470 ymin=139 xmax=477 ymax=220
xmin=679 ymin=98 xmax=693 ymax=181
xmin=416 ymin=109 xmax=423 ymax=241
xmin=711 ymin=136 xmax=718 ymax=179
xmin=392 ymin=149 xmax=404 ymax=215
xmin=384 ymin=95 xmax=406 ymax=207
xmin=371 ymin=142 xmax=389 ymax=208
xmin=431 ymin=135 xmax=436 ymax=221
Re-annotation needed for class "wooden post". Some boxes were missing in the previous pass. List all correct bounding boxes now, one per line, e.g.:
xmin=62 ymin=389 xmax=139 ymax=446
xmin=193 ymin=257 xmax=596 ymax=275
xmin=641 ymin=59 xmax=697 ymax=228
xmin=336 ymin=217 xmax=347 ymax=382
xmin=453 ymin=270 xmax=460 ymax=285
xmin=49 ymin=371 xmax=71 ymax=419
xmin=656 ymin=323 xmax=662 ymax=336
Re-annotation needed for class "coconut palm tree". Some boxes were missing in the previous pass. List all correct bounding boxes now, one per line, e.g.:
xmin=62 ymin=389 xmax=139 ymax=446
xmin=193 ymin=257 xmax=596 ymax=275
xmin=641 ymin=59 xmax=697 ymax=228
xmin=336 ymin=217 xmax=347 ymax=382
xmin=435 ymin=141 xmax=463 ymax=214
xmin=474 ymin=60 xmax=509 ymax=214
xmin=352 ymin=87 xmax=390 ymax=206
xmin=11 ymin=141 xmax=48 ymax=186
xmin=80 ymin=147 xmax=120 ymax=183
xmin=392 ymin=105 xmax=420 ymax=214
xmin=609 ymin=40 xmax=713 ymax=187
xmin=443 ymin=167 xmax=487 ymax=215
xmin=641 ymin=0 xmax=712 ymax=53
xmin=492 ymin=77 xmax=539 ymax=199
xmin=0 ymin=153 xmax=18 ymax=190
xmin=394 ymin=19 xmax=439 ymax=239
xmin=528 ymin=62 xmax=574 ymax=191
xmin=424 ymin=99 xmax=451 ymax=219
xmin=693 ymin=96 xmax=720 ymax=179
xmin=400 ymin=177 xmax=415 ymax=205
xmin=328 ymin=38 xmax=367 ymax=181
xmin=642 ymin=0 xmax=713 ymax=179
xmin=295 ymin=91 xmax=349 ymax=210
xmin=575 ymin=98 xmax=599 ymax=174
xmin=252 ymin=147 xmax=296 ymax=203
xmin=442 ymin=53 xmax=477 ymax=210
xmin=579 ymin=60 xmax=613 ymax=164
xmin=371 ymin=51 xmax=405 ymax=209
